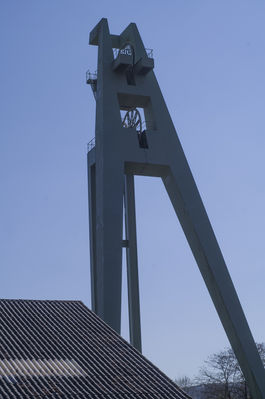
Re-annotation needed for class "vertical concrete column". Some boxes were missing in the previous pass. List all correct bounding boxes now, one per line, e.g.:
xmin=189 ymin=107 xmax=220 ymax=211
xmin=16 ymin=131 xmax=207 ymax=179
xmin=124 ymin=174 xmax=142 ymax=352
xmin=87 ymin=160 xmax=97 ymax=311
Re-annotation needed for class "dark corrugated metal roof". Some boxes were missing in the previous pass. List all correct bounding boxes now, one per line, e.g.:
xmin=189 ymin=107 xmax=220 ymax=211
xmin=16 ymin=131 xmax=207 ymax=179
xmin=0 ymin=299 xmax=190 ymax=399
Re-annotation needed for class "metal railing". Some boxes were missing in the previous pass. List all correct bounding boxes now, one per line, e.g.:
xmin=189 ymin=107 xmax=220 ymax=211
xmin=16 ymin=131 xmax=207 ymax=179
xmin=145 ymin=48 xmax=153 ymax=59
xmin=86 ymin=70 xmax=97 ymax=83
xmin=87 ymin=137 xmax=95 ymax=152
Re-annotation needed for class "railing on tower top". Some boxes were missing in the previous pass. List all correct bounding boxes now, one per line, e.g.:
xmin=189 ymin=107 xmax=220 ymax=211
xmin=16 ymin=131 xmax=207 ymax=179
xmin=145 ymin=48 xmax=153 ymax=58
xmin=87 ymin=137 xmax=95 ymax=152
xmin=86 ymin=70 xmax=97 ymax=83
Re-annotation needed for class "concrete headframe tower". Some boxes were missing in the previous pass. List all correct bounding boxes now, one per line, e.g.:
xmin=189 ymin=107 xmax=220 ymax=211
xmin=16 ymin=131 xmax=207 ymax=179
xmin=87 ymin=19 xmax=265 ymax=399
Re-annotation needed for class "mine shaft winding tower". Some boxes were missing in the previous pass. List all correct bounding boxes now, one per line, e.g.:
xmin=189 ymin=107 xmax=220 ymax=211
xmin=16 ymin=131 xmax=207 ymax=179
xmin=86 ymin=18 xmax=265 ymax=399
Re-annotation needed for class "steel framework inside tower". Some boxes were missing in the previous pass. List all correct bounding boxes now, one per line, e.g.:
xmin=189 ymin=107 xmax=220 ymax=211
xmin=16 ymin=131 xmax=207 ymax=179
xmin=86 ymin=18 xmax=265 ymax=399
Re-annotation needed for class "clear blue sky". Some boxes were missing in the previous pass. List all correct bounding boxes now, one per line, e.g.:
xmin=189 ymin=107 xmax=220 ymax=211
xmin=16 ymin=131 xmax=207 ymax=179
xmin=1 ymin=0 xmax=265 ymax=381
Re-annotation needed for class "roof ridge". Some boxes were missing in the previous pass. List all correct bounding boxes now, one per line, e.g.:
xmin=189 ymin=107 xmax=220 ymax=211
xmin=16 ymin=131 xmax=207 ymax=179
xmin=0 ymin=298 xmax=83 ymax=304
